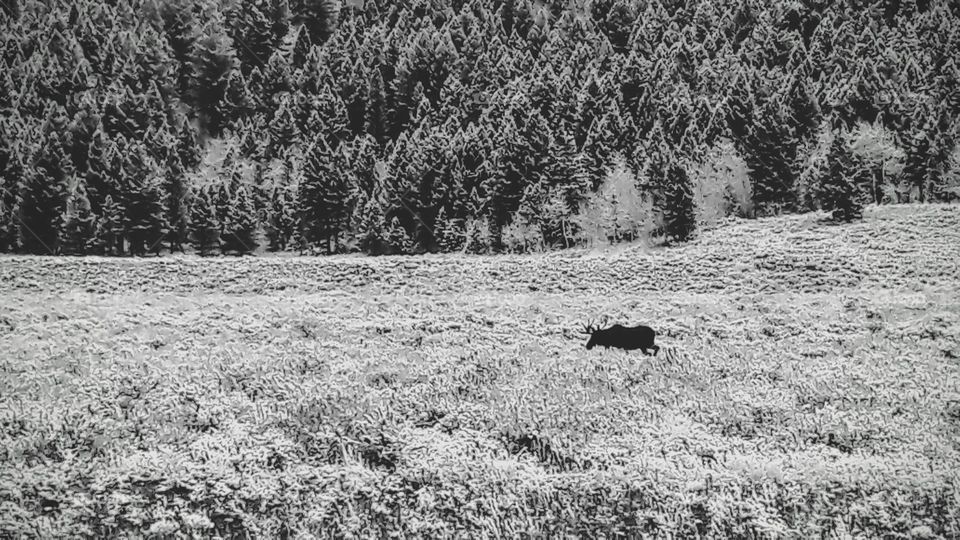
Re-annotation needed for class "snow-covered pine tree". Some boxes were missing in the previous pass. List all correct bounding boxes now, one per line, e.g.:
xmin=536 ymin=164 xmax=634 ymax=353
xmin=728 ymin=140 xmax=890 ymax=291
xmin=60 ymin=181 xmax=96 ymax=255
xmin=189 ymin=187 xmax=220 ymax=256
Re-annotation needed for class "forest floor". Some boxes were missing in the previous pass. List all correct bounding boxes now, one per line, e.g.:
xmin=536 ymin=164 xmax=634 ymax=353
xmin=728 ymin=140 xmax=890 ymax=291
xmin=1 ymin=204 xmax=959 ymax=538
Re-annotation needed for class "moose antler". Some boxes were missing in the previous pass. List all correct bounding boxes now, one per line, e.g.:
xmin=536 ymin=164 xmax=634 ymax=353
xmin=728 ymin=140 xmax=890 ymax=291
xmin=581 ymin=319 xmax=598 ymax=335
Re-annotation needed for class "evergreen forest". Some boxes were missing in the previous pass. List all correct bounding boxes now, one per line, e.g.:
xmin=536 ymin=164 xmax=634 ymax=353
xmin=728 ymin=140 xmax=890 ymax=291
xmin=1 ymin=0 xmax=958 ymax=256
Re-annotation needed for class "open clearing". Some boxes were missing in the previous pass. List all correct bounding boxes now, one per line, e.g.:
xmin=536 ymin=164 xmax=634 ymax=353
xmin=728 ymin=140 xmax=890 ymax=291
xmin=2 ymin=205 xmax=960 ymax=538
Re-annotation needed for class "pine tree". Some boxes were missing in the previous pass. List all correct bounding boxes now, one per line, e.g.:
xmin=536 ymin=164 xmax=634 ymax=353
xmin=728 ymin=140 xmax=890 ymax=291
xmin=123 ymin=174 xmax=169 ymax=256
xmin=0 ymin=118 xmax=24 ymax=252
xmin=66 ymin=94 xmax=102 ymax=175
xmin=214 ymin=181 xmax=234 ymax=238
xmin=188 ymin=188 xmax=220 ymax=256
xmin=600 ymin=0 xmax=637 ymax=54
xmin=351 ymin=189 xmax=387 ymax=255
xmin=219 ymin=69 xmax=256 ymax=121
xmin=545 ymin=128 xmax=591 ymax=212
xmin=84 ymin=127 xmax=118 ymax=215
xmin=432 ymin=206 xmax=465 ymax=252
xmin=291 ymin=216 xmax=310 ymax=254
xmin=268 ymin=96 xmax=300 ymax=160
xmin=118 ymin=82 xmax=169 ymax=140
xmin=16 ymin=131 xmax=72 ymax=254
xmin=298 ymin=137 xmax=349 ymax=253
xmin=818 ymin=132 xmax=866 ymax=222
xmin=344 ymin=133 xmax=379 ymax=199
xmin=725 ymin=70 xmax=819 ymax=215
xmin=92 ymin=194 xmax=125 ymax=255
xmin=177 ymin=120 xmax=202 ymax=170
xmin=227 ymin=0 xmax=288 ymax=74
xmin=481 ymin=108 xmax=554 ymax=250
xmin=249 ymin=161 xmax=271 ymax=214
xmin=410 ymin=81 xmax=432 ymax=127
xmin=164 ymin=159 xmax=190 ymax=252
xmin=929 ymin=127 xmax=958 ymax=202
xmin=188 ymin=20 xmax=237 ymax=135
xmin=60 ymin=181 xmax=96 ymax=255
xmin=293 ymin=0 xmax=341 ymax=46
xmin=155 ymin=0 xmax=198 ymax=96
xmin=365 ymin=66 xmax=389 ymax=144
xmin=383 ymin=126 xmax=447 ymax=252
xmin=900 ymin=120 xmax=951 ymax=204
xmin=0 ymin=198 xmax=15 ymax=253
xmin=261 ymin=51 xmax=294 ymax=110
xmin=264 ymin=186 xmax=296 ymax=251
xmin=660 ymin=162 xmax=697 ymax=243
xmin=113 ymin=138 xmax=168 ymax=255
xmin=287 ymin=23 xmax=313 ymax=68
xmin=221 ymin=184 xmax=259 ymax=254
xmin=87 ymin=217 xmax=107 ymax=256
xmin=384 ymin=215 xmax=414 ymax=255
xmin=233 ymin=117 xmax=266 ymax=164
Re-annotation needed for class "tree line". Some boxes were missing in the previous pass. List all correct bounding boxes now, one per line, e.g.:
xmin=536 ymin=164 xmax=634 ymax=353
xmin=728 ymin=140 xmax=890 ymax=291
xmin=1 ymin=0 xmax=958 ymax=256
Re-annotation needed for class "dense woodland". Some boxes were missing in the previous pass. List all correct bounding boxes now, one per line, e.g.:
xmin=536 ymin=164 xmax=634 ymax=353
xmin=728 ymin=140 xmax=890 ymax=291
xmin=0 ymin=0 xmax=958 ymax=256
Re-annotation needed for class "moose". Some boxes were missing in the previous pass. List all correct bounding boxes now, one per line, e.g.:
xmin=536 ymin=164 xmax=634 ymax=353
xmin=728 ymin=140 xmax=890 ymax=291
xmin=581 ymin=319 xmax=660 ymax=355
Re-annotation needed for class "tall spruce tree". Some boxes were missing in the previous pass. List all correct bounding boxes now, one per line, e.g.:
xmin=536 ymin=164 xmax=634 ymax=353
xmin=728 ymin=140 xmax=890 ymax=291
xmin=91 ymin=194 xmax=125 ymax=255
xmin=365 ymin=65 xmax=389 ymax=144
xmin=163 ymin=158 xmax=190 ymax=252
xmin=226 ymin=0 xmax=289 ymax=74
xmin=189 ymin=187 xmax=220 ymax=256
xmin=0 ymin=118 xmax=23 ymax=252
xmin=660 ymin=162 xmax=697 ymax=243
xmin=293 ymin=0 xmax=341 ymax=46
xmin=265 ymin=186 xmax=297 ymax=251
xmin=221 ymin=183 xmax=259 ymax=254
xmin=123 ymin=174 xmax=169 ymax=256
xmin=818 ymin=131 xmax=867 ymax=222
xmin=60 ymin=181 xmax=96 ymax=255
xmin=0 ymin=198 xmax=14 ymax=253
xmin=298 ymin=137 xmax=349 ymax=253
xmin=16 ymin=130 xmax=72 ymax=254
xmin=115 ymin=139 xmax=168 ymax=255
xmin=188 ymin=19 xmax=237 ymax=135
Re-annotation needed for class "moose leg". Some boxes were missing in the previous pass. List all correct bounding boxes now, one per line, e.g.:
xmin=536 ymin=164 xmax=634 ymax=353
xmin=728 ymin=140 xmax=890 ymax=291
xmin=652 ymin=345 xmax=660 ymax=356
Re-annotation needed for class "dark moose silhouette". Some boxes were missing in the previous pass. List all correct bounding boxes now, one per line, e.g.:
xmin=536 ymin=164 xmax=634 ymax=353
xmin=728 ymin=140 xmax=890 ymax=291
xmin=582 ymin=319 xmax=660 ymax=355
